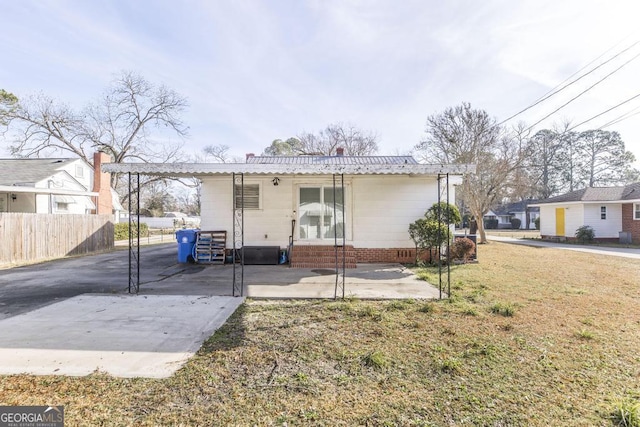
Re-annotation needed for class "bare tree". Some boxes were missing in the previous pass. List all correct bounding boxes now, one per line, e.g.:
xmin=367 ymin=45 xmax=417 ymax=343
xmin=0 ymin=71 xmax=189 ymax=194
xmin=202 ymin=144 xmax=243 ymax=163
xmin=415 ymin=103 xmax=527 ymax=244
xmin=263 ymin=123 xmax=379 ymax=156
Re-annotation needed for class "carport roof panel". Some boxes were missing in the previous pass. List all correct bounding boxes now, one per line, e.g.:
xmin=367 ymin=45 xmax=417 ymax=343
xmin=101 ymin=162 xmax=475 ymax=177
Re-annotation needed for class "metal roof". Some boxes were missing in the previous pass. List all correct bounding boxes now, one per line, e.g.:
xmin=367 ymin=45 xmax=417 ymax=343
xmin=101 ymin=162 xmax=475 ymax=177
xmin=247 ymin=155 xmax=419 ymax=165
xmin=0 ymin=158 xmax=80 ymax=186
xmin=532 ymin=183 xmax=640 ymax=205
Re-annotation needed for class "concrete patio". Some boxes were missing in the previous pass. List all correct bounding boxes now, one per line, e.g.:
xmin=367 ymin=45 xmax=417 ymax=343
xmin=145 ymin=261 xmax=442 ymax=300
xmin=0 ymin=243 xmax=442 ymax=378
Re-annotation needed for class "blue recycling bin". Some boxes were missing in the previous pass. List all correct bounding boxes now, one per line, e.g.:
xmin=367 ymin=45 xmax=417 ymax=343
xmin=176 ymin=229 xmax=198 ymax=263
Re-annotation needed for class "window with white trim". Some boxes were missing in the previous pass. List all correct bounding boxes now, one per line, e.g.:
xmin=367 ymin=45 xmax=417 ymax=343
xmin=234 ymin=184 xmax=260 ymax=209
xmin=634 ymin=203 xmax=640 ymax=220
xmin=298 ymin=186 xmax=344 ymax=239
xmin=600 ymin=206 xmax=606 ymax=220
xmin=75 ymin=165 xmax=84 ymax=178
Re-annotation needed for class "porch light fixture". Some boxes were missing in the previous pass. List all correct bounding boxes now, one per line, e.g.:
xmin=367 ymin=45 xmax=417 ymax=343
xmin=272 ymin=177 xmax=280 ymax=186
xmin=11 ymin=194 xmax=16 ymax=201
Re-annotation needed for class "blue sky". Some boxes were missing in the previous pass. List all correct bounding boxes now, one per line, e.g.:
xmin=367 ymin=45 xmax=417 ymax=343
xmin=2 ymin=0 xmax=640 ymax=163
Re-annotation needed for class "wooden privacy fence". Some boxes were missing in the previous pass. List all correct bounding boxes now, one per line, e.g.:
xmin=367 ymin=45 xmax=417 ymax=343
xmin=0 ymin=213 xmax=114 ymax=266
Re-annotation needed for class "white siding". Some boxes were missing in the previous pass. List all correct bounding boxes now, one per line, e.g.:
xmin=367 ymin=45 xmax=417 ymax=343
xmin=200 ymin=174 xmax=447 ymax=249
xmin=35 ymin=194 xmax=49 ymax=213
xmin=539 ymin=204 xmax=584 ymax=237
xmin=539 ymin=203 xmax=623 ymax=238
xmin=538 ymin=205 xmax=555 ymax=236
xmin=59 ymin=159 xmax=92 ymax=192
xmin=200 ymin=176 xmax=296 ymax=247
xmin=352 ymin=176 xmax=440 ymax=248
xmin=583 ymin=203 xmax=622 ymax=238
xmin=564 ymin=205 xmax=584 ymax=238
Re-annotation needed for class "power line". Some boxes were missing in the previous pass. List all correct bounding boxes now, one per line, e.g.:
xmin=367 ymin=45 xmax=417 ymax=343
xmin=522 ymin=50 xmax=640 ymax=134
xmin=497 ymin=40 xmax=640 ymax=127
xmin=597 ymin=105 xmax=640 ymax=129
xmin=567 ymin=91 xmax=640 ymax=131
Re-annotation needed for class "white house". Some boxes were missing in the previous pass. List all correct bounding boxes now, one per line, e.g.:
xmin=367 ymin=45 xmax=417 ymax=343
xmin=484 ymin=200 xmax=539 ymax=230
xmin=103 ymin=152 xmax=474 ymax=267
xmin=530 ymin=183 xmax=640 ymax=243
xmin=0 ymin=152 xmax=123 ymax=221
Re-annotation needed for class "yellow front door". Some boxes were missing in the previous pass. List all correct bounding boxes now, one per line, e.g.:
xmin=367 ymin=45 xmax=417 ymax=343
xmin=555 ymin=208 xmax=565 ymax=236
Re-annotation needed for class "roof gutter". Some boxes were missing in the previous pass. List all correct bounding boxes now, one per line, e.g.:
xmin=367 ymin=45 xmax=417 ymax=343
xmin=102 ymin=162 xmax=476 ymax=177
xmin=0 ymin=185 xmax=99 ymax=197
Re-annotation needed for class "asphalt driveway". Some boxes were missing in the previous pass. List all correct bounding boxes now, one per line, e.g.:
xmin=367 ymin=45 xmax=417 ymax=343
xmin=0 ymin=244 xmax=247 ymax=377
xmin=0 ymin=244 xmax=179 ymax=320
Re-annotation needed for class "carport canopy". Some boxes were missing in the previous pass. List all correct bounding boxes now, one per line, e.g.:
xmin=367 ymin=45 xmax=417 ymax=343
xmin=102 ymin=160 xmax=476 ymax=297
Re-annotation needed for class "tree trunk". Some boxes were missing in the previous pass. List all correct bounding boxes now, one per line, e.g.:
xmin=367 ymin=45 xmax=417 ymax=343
xmin=477 ymin=219 xmax=488 ymax=244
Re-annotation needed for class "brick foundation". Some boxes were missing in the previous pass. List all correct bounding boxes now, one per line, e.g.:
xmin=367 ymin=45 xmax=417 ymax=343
xmin=354 ymin=248 xmax=431 ymax=264
xmin=622 ymin=203 xmax=640 ymax=244
xmin=289 ymin=245 xmax=429 ymax=268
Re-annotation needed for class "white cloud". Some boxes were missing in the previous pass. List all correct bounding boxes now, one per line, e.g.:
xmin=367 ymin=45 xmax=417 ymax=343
xmin=2 ymin=0 xmax=640 ymax=163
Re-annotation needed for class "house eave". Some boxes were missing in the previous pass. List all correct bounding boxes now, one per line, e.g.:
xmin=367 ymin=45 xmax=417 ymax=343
xmin=530 ymin=199 xmax=640 ymax=207
xmin=102 ymin=162 xmax=476 ymax=177
xmin=0 ymin=185 xmax=98 ymax=197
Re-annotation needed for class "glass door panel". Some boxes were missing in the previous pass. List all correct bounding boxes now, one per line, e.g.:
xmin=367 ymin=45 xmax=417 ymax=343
xmin=299 ymin=187 xmax=321 ymax=239
xmin=323 ymin=187 xmax=344 ymax=239
xmin=298 ymin=186 xmax=344 ymax=240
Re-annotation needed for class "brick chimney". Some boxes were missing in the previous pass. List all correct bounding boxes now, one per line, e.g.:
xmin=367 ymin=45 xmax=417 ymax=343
xmin=93 ymin=152 xmax=113 ymax=216
xmin=336 ymin=147 xmax=344 ymax=156
xmin=246 ymin=153 xmax=255 ymax=161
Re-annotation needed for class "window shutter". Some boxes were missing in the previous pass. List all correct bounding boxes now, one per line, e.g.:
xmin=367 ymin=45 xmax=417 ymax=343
xmin=235 ymin=184 xmax=260 ymax=209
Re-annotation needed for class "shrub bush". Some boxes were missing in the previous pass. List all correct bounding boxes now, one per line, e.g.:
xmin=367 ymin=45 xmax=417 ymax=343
xmin=534 ymin=217 xmax=540 ymax=230
xmin=510 ymin=218 xmax=521 ymax=229
xmin=484 ymin=218 xmax=499 ymax=229
xmin=575 ymin=225 xmax=595 ymax=243
xmin=426 ymin=202 xmax=462 ymax=225
xmin=114 ymin=222 xmax=149 ymax=240
xmin=452 ymin=237 xmax=476 ymax=262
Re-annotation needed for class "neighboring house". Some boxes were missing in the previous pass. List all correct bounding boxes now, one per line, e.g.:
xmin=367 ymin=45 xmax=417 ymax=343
xmin=530 ymin=183 xmax=640 ymax=243
xmin=484 ymin=200 xmax=540 ymax=229
xmin=103 ymin=151 xmax=474 ymax=267
xmin=484 ymin=206 xmax=513 ymax=229
xmin=0 ymin=152 xmax=123 ymax=221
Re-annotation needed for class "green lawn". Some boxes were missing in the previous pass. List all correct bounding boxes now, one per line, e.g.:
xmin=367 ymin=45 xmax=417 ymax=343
xmin=1 ymin=242 xmax=639 ymax=426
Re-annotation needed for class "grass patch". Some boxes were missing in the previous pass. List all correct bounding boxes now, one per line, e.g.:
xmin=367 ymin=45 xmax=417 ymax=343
xmin=385 ymin=299 xmax=415 ymax=311
xmin=417 ymin=302 xmax=437 ymax=314
xmin=437 ymin=356 xmax=462 ymax=373
xmin=490 ymin=302 xmax=516 ymax=317
xmin=361 ymin=350 xmax=389 ymax=369
xmin=1 ymin=243 xmax=639 ymax=425
xmin=576 ymin=328 xmax=596 ymax=340
xmin=611 ymin=397 xmax=640 ymax=427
